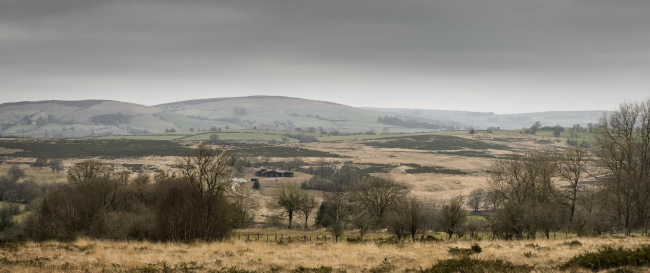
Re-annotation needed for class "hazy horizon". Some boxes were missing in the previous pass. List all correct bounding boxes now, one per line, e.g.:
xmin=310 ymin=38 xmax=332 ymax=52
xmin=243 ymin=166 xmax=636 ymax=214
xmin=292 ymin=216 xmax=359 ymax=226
xmin=2 ymin=1 xmax=649 ymax=114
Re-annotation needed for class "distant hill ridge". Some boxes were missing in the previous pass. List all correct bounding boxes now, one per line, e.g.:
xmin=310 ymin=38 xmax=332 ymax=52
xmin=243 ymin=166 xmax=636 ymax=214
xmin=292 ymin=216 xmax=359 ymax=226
xmin=155 ymin=95 xmax=342 ymax=107
xmin=0 ymin=96 xmax=604 ymax=138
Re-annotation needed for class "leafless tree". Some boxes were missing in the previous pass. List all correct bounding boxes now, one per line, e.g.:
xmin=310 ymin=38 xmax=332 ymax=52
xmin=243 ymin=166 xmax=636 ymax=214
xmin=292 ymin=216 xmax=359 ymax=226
xmin=33 ymin=157 xmax=48 ymax=169
xmin=466 ymin=188 xmax=485 ymax=213
xmin=350 ymin=175 xmax=409 ymax=226
xmin=556 ymin=144 xmax=591 ymax=221
xmin=322 ymin=191 xmax=353 ymax=241
xmin=67 ymin=159 xmax=111 ymax=185
xmin=176 ymin=142 xmax=233 ymax=200
xmin=298 ymin=192 xmax=318 ymax=229
xmin=232 ymin=187 xmax=259 ymax=228
xmin=438 ymin=196 xmax=467 ymax=239
xmin=487 ymin=150 xmax=561 ymax=239
xmin=267 ymin=184 xmax=305 ymax=229
xmin=388 ymin=196 xmax=429 ymax=241
xmin=593 ymin=98 xmax=650 ymax=235
xmin=48 ymin=159 xmax=63 ymax=173
xmin=488 ymin=150 xmax=557 ymax=206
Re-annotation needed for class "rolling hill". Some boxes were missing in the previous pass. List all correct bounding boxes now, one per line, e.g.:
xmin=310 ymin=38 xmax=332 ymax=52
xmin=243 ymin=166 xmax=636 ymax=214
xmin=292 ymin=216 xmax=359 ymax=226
xmin=0 ymin=96 xmax=605 ymax=138
xmin=363 ymin=108 xmax=605 ymax=131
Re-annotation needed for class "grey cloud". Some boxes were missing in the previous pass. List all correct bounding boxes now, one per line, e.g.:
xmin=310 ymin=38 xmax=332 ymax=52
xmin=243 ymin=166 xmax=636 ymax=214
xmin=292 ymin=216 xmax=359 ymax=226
xmin=1 ymin=0 xmax=649 ymax=111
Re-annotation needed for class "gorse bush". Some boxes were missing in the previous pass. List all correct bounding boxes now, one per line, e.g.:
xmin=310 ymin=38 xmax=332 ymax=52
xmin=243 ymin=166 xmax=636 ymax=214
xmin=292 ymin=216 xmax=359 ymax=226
xmin=420 ymin=257 xmax=533 ymax=273
xmin=448 ymin=244 xmax=482 ymax=257
xmin=560 ymin=245 xmax=650 ymax=271
xmin=564 ymin=240 xmax=583 ymax=247
xmin=471 ymin=243 xmax=482 ymax=253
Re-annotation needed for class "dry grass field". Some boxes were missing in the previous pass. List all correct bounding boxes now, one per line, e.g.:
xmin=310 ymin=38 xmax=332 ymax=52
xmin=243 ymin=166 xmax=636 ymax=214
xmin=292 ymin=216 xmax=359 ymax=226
xmin=1 ymin=235 xmax=647 ymax=272
xmin=1 ymin=131 xmax=616 ymax=272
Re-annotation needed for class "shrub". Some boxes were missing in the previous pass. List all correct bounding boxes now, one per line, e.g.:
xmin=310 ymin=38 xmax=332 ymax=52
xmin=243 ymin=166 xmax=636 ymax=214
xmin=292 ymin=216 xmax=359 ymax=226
xmin=346 ymin=237 xmax=363 ymax=243
xmin=471 ymin=244 xmax=482 ymax=253
xmin=560 ymin=245 xmax=650 ymax=271
xmin=292 ymin=266 xmax=335 ymax=273
xmin=420 ymin=257 xmax=533 ymax=273
xmin=564 ymin=240 xmax=583 ymax=247
xmin=369 ymin=258 xmax=396 ymax=273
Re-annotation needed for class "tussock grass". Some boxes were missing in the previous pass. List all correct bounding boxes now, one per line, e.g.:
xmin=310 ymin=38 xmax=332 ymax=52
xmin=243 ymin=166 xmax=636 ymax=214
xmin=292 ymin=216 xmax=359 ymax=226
xmin=0 ymin=236 xmax=647 ymax=272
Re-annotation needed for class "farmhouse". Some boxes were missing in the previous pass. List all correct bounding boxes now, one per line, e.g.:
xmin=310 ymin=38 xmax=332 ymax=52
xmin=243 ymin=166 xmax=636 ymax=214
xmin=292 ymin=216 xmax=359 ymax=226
xmin=254 ymin=169 xmax=294 ymax=177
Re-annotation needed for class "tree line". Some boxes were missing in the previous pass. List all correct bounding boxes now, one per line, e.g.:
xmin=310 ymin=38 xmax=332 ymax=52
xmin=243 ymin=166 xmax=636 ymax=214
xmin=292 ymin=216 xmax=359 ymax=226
xmin=20 ymin=143 xmax=256 ymax=242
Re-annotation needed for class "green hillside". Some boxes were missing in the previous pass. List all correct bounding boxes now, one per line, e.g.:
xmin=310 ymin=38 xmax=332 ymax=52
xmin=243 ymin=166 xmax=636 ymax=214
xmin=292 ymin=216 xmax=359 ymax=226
xmin=153 ymin=96 xmax=422 ymax=133
xmin=0 ymin=96 xmax=453 ymax=138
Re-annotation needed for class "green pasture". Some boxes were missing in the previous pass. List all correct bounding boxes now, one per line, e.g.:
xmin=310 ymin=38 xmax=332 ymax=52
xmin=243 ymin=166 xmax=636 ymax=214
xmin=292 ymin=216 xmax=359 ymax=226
xmin=0 ymin=163 xmax=67 ymax=184
xmin=2 ymin=125 xmax=36 ymax=134
xmin=99 ymin=135 xmax=184 ymax=140
xmin=155 ymin=111 xmax=242 ymax=131
xmin=184 ymin=132 xmax=298 ymax=142
xmin=174 ymin=109 xmax=230 ymax=119
xmin=285 ymin=107 xmax=378 ymax=123
xmin=128 ymin=114 xmax=179 ymax=132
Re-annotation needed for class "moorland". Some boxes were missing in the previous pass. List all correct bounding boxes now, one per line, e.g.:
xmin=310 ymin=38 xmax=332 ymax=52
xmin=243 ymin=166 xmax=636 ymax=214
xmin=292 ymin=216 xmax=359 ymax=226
xmin=0 ymin=97 xmax=648 ymax=273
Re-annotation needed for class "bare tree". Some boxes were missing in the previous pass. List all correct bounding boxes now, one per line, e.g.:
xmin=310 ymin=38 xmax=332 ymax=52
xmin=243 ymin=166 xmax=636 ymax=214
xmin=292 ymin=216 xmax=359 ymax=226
xmin=176 ymin=142 xmax=233 ymax=200
xmin=209 ymin=134 xmax=220 ymax=143
xmin=388 ymin=196 xmax=429 ymax=241
xmin=466 ymin=188 xmax=485 ymax=213
xmin=162 ymin=142 xmax=236 ymax=241
xmin=438 ymin=196 xmax=467 ymax=239
xmin=593 ymin=98 xmax=650 ymax=235
xmin=34 ymin=157 xmax=48 ymax=169
xmin=556 ymin=144 xmax=590 ymax=221
xmin=350 ymin=175 xmax=409 ymax=226
xmin=321 ymin=191 xmax=354 ymax=242
xmin=67 ymin=159 xmax=111 ymax=185
xmin=488 ymin=150 xmax=557 ymax=206
xmin=298 ymin=192 xmax=318 ymax=229
xmin=267 ymin=184 xmax=304 ymax=229
xmin=232 ymin=187 xmax=259 ymax=228
xmin=48 ymin=159 xmax=63 ymax=173
xmin=487 ymin=150 xmax=560 ymax=239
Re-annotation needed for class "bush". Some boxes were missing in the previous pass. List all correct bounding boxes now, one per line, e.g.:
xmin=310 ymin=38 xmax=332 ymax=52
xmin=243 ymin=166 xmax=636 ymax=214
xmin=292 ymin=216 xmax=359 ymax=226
xmin=369 ymin=258 xmax=395 ymax=273
xmin=420 ymin=257 xmax=533 ymax=273
xmin=564 ymin=240 xmax=583 ymax=247
xmin=448 ymin=246 xmax=482 ymax=257
xmin=471 ymin=243 xmax=482 ymax=253
xmin=346 ymin=237 xmax=363 ymax=243
xmin=560 ymin=245 xmax=650 ymax=271
xmin=292 ymin=266 xmax=335 ymax=273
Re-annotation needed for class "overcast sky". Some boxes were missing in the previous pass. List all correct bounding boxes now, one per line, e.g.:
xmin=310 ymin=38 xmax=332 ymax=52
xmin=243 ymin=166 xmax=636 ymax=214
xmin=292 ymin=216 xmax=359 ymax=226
xmin=1 ymin=0 xmax=649 ymax=114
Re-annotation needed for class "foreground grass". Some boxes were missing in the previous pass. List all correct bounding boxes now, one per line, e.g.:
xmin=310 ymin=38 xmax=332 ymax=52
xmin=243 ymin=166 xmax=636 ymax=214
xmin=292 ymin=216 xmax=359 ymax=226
xmin=1 ymin=236 xmax=648 ymax=272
